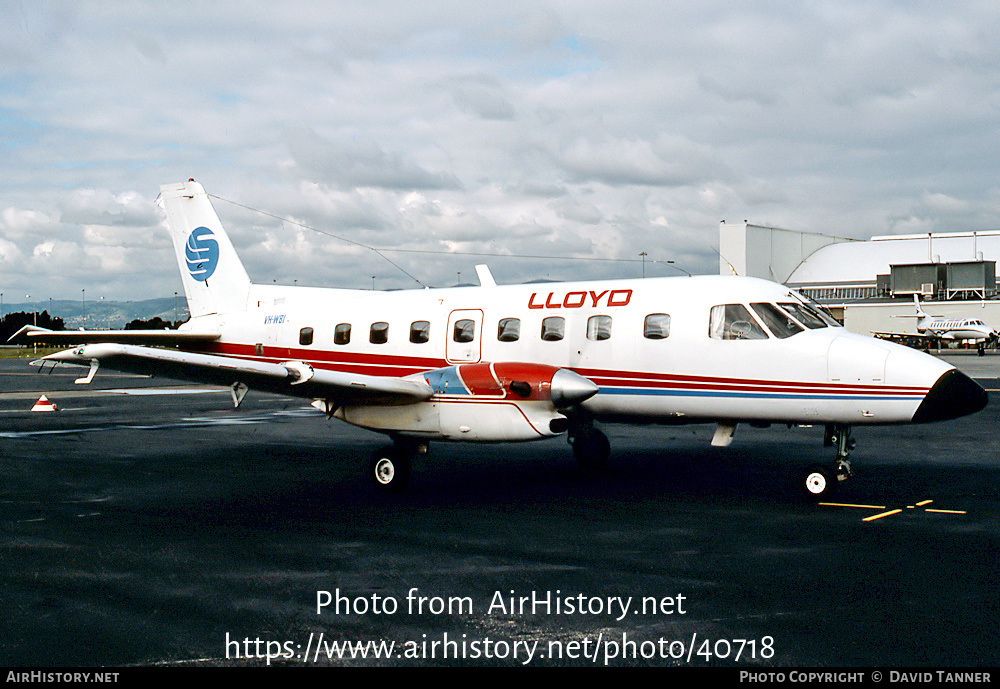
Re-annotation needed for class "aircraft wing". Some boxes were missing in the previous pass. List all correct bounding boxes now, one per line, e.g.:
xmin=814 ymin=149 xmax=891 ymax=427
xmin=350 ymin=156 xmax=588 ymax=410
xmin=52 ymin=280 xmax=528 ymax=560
xmin=39 ymin=343 xmax=434 ymax=406
xmin=872 ymin=331 xmax=942 ymax=345
xmin=9 ymin=325 xmax=221 ymax=346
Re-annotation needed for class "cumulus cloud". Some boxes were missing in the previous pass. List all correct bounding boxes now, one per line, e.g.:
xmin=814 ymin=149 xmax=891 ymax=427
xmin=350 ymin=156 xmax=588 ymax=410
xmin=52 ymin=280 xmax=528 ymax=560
xmin=2 ymin=1 xmax=1000 ymax=298
xmin=283 ymin=127 xmax=462 ymax=191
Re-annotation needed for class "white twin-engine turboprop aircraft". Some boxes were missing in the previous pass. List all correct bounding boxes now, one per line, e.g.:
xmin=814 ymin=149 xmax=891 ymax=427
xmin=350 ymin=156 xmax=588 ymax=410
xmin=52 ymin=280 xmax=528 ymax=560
xmin=18 ymin=180 xmax=988 ymax=498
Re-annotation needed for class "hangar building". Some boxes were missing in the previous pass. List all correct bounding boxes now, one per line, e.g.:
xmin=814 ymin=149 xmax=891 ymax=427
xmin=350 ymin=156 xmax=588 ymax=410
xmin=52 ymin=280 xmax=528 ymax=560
xmin=719 ymin=221 xmax=1000 ymax=340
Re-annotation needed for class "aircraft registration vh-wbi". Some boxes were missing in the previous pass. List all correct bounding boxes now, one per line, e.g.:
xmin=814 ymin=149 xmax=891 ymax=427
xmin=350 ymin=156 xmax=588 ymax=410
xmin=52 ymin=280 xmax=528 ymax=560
xmin=14 ymin=180 xmax=989 ymax=498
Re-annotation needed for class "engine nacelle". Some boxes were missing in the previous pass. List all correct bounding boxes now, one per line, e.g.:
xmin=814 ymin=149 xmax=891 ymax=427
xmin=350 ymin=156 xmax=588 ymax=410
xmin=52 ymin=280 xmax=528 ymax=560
xmin=333 ymin=362 xmax=598 ymax=442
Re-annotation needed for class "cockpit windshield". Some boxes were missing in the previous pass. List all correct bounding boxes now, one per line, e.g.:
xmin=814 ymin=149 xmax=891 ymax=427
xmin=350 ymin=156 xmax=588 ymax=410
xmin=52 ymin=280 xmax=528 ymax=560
xmin=779 ymin=302 xmax=836 ymax=329
xmin=751 ymin=303 xmax=804 ymax=339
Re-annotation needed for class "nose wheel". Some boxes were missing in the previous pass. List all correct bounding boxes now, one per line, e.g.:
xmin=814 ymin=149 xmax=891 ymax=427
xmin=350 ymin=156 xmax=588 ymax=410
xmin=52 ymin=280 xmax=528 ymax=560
xmin=804 ymin=425 xmax=855 ymax=499
xmin=804 ymin=465 xmax=834 ymax=498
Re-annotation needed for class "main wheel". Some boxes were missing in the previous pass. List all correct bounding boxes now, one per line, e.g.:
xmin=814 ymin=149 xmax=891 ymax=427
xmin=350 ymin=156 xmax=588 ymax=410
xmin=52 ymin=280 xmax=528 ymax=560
xmin=803 ymin=465 xmax=835 ymax=500
xmin=572 ymin=427 xmax=611 ymax=470
xmin=369 ymin=447 xmax=411 ymax=492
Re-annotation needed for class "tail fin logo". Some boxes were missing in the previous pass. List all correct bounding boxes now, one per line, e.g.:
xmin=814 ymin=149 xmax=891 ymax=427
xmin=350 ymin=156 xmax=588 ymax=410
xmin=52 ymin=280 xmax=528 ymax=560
xmin=185 ymin=227 xmax=220 ymax=282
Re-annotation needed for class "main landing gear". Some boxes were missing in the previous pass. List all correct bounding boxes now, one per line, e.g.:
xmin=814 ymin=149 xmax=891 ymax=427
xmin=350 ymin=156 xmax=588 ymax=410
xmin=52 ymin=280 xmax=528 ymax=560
xmin=803 ymin=424 xmax=855 ymax=499
xmin=568 ymin=421 xmax=611 ymax=470
xmin=368 ymin=423 xmax=612 ymax=492
xmin=368 ymin=438 xmax=426 ymax=493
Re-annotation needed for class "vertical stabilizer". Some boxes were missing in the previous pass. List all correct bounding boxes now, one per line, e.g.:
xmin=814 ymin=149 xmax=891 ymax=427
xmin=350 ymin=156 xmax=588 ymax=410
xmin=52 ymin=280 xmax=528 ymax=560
xmin=159 ymin=180 xmax=252 ymax=317
xmin=913 ymin=294 xmax=930 ymax=332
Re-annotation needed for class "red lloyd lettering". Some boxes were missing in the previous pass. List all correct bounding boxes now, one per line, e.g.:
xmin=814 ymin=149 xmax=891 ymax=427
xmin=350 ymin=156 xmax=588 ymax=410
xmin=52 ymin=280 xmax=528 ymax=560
xmin=608 ymin=289 xmax=631 ymax=306
xmin=528 ymin=289 xmax=632 ymax=309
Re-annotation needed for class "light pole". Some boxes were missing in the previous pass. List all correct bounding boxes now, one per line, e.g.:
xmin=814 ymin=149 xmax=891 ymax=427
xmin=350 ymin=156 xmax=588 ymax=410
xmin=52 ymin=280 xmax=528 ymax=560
xmin=27 ymin=294 xmax=35 ymax=353
xmin=82 ymin=288 xmax=86 ymax=328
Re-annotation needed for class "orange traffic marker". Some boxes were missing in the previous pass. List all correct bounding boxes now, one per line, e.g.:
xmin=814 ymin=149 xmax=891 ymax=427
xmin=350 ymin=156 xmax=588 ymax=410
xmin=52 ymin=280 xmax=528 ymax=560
xmin=30 ymin=395 xmax=57 ymax=412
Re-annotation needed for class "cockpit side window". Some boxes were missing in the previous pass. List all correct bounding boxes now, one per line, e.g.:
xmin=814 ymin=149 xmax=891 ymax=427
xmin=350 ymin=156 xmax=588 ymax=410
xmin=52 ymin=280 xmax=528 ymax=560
xmin=751 ymin=303 xmax=803 ymax=339
xmin=709 ymin=304 xmax=769 ymax=340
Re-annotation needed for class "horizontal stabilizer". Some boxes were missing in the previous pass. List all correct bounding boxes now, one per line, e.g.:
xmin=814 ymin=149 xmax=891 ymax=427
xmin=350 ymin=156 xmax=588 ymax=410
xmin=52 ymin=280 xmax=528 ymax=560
xmin=9 ymin=325 xmax=220 ymax=345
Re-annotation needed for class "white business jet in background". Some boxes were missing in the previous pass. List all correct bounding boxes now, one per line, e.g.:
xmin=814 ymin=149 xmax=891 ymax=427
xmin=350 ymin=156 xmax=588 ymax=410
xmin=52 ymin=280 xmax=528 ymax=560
xmin=913 ymin=294 xmax=996 ymax=342
xmin=874 ymin=295 xmax=998 ymax=355
xmin=15 ymin=180 xmax=988 ymax=498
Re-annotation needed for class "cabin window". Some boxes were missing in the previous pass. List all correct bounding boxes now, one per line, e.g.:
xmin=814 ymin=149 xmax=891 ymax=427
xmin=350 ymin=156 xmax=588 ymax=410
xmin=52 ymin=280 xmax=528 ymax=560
xmin=644 ymin=313 xmax=671 ymax=340
xmin=334 ymin=323 xmax=351 ymax=345
xmin=778 ymin=302 xmax=829 ymax=329
xmin=453 ymin=319 xmax=475 ymax=343
xmin=709 ymin=304 xmax=768 ymax=340
xmin=370 ymin=321 xmax=389 ymax=345
xmin=587 ymin=315 xmax=612 ymax=341
xmin=410 ymin=320 xmax=430 ymax=344
xmin=751 ymin=303 xmax=803 ymax=339
xmin=254 ymin=343 xmax=264 ymax=356
xmin=541 ymin=316 xmax=565 ymax=341
xmin=498 ymin=318 xmax=520 ymax=342
xmin=299 ymin=327 xmax=314 ymax=346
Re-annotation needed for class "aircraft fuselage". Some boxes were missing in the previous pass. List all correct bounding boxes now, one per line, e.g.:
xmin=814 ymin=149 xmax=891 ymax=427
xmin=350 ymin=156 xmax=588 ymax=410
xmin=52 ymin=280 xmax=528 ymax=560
xmin=180 ymin=274 xmax=958 ymax=429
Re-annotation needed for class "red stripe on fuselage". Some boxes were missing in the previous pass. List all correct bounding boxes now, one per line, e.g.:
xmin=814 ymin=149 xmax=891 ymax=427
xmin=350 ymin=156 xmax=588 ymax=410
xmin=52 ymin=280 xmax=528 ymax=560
xmin=573 ymin=367 xmax=928 ymax=396
xmin=191 ymin=341 xmax=928 ymax=398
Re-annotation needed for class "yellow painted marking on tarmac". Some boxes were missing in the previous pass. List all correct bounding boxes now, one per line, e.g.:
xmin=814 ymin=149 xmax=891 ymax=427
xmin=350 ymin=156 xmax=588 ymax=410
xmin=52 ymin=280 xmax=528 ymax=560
xmin=822 ymin=497 xmax=968 ymax=522
xmin=819 ymin=502 xmax=886 ymax=510
xmin=863 ymin=509 xmax=903 ymax=522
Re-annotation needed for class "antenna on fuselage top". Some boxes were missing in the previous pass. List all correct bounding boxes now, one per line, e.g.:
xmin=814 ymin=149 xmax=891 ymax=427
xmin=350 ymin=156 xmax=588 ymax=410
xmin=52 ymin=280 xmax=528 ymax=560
xmin=475 ymin=264 xmax=497 ymax=287
xmin=709 ymin=244 xmax=739 ymax=276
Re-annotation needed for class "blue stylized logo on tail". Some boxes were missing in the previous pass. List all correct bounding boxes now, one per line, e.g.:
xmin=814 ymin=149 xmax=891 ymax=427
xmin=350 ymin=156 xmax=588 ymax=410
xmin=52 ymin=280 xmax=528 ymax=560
xmin=185 ymin=227 xmax=219 ymax=282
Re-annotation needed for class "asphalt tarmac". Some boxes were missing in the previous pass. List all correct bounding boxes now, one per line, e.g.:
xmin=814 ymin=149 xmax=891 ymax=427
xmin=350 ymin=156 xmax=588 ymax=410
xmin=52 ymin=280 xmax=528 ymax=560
xmin=1 ymin=353 xmax=998 ymax=668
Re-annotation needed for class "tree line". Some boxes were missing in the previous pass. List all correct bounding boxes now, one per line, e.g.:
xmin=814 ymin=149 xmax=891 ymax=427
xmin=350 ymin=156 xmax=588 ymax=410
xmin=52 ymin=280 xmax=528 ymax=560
xmin=1 ymin=312 xmax=186 ymax=345
xmin=0 ymin=311 xmax=65 ymax=344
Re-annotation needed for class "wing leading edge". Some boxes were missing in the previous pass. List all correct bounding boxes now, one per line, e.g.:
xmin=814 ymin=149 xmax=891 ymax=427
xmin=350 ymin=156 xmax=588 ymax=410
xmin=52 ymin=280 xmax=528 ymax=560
xmin=41 ymin=343 xmax=434 ymax=406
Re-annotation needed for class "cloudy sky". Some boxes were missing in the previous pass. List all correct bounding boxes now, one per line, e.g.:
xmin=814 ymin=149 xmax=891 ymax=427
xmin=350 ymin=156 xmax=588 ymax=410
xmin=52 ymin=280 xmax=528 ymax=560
xmin=3 ymin=1 xmax=1000 ymax=303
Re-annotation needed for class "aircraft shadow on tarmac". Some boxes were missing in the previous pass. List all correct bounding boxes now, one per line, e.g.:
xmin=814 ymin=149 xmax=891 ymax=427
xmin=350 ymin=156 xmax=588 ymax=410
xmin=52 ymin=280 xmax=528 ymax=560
xmin=106 ymin=421 xmax=998 ymax=536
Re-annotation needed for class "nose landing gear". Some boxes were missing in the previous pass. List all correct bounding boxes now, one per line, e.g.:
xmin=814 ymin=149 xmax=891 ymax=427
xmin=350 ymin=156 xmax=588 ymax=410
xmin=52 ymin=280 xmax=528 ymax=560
xmin=804 ymin=424 xmax=855 ymax=499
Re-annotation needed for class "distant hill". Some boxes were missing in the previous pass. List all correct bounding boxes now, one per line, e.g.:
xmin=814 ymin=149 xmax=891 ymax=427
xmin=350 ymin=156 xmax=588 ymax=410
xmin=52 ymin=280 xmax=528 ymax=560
xmin=2 ymin=297 xmax=189 ymax=330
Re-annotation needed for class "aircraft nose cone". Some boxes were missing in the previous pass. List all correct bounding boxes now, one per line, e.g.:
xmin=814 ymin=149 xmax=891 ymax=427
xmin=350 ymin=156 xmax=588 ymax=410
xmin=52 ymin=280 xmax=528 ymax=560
xmin=912 ymin=369 xmax=988 ymax=423
xmin=550 ymin=369 xmax=599 ymax=407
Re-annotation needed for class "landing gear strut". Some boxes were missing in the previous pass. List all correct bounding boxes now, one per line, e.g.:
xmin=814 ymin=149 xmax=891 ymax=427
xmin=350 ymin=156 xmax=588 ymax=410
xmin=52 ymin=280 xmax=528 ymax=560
xmin=804 ymin=424 xmax=855 ymax=499
xmin=568 ymin=421 xmax=610 ymax=470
